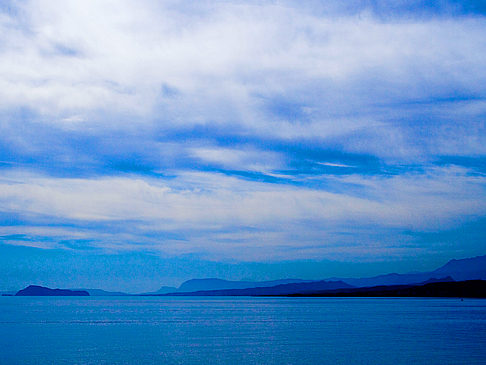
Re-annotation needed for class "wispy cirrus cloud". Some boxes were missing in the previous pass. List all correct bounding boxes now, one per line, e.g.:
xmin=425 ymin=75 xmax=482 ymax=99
xmin=0 ymin=166 xmax=484 ymax=260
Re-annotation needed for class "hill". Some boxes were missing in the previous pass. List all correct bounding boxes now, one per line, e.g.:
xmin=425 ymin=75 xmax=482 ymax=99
xmin=286 ymin=280 xmax=486 ymax=298
xmin=16 ymin=285 xmax=89 ymax=296
xmin=334 ymin=255 xmax=486 ymax=287
xmin=156 ymin=280 xmax=352 ymax=296
xmin=71 ymin=288 xmax=130 ymax=296
xmin=177 ymin=278 xmax=312 ymax=292
xmin=431 ymin=255 xmax=486 ymax=281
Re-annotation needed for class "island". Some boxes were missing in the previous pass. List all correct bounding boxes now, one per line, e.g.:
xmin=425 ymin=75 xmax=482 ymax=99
xmin=15 ymin=285 xmax=89 ymax=296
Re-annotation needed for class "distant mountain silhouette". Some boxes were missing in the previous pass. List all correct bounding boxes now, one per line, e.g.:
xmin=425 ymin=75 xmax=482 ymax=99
xmin=141 ymin=286 xmax=178 ymax=295
xmin=71 ymin=288 xmax=129 ymax=296
xmin=337 ymin=272 xmax=434 ymax=287
xmin=16 ymin=285 xmax=89 ymax=296
xmin=6 ymin=254 xmax=486 ymax=296
xmin=286 ymin=280 xmax=486 ymax=298
xmin=141 ymin=255 xmax=486 ymax=296
xmin=333 ymin=255 xmax=486 ymax=287
xmin=430 ymin=255 xmax=486 ymax=281
xmin=420 ymin=276 xmax=454 ymax=284
xmin=156 ymin=280 xmax=352 ymax=296
xmin=176 ymin=278 xmax=312 ymax=292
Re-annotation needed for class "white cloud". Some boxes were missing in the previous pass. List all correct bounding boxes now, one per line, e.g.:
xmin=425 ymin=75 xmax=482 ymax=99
xmin=0 ymin=1 xmax=485 ymax=149
xmin=1 ymin=1 xmax=485 ymax=262
xmin=317 ymin=162 xmax=355 ymax=168
xmin=0 ymin=167 xmax=484 ymax=259
xmin=190 ymin=146 xmax=284 ymax=172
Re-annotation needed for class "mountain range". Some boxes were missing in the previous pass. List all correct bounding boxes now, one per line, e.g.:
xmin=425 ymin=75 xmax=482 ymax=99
xmin=143 ymin=278 xmax=312 ymax=295
xmin=145 ymin=254 xmax=486 ymax=296
xmin=331 ymin=255 xmax=486 ymax=287
xmin=71 ymin=288 xmax=129 ymax=296
xmin=6 ymin=254 xmax=486 ymax=297
xmin=286 ymin=280 xmax=486 ymax=299
xmin=156 ymin=280 xmax=353 ymax=296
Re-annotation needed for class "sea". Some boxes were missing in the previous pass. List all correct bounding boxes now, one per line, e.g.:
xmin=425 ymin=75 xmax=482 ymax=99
xmin=0 ymin=296 xmax=485 ymax=364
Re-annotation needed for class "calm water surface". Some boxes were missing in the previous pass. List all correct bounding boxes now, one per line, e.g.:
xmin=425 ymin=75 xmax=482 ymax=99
xmin=0 ymin=296 xmax=485 ymax=364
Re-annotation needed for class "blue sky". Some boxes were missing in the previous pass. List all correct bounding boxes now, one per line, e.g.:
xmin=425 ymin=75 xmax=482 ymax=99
xmin=0 ymin=0 xmax=485 ymax=292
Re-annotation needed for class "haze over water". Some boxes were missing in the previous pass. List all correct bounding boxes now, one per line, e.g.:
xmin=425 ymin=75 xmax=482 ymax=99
xmin=1 ymin=296 xmax=485 ymax=364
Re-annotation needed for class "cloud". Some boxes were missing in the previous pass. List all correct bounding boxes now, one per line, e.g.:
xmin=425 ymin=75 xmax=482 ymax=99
xmin=0 ymin=167 xmax=484 ymax=260
xmin=190 ymin=146 xmax=284 ymax=173
xmin=317 ymin=162 xmax=355 ymax=168
xmin=0 ymin=0 xmax=485 ymax=266
xmin=0 ymin=1 xmax=484 ymax=157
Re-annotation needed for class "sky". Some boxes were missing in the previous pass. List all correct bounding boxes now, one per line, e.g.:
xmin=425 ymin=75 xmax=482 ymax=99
xmin=0 ymin=0 xmax=485 ymax=292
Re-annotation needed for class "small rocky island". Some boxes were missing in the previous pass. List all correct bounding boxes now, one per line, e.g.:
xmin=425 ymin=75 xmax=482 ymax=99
xmin=15 ymin=285 xmax=89 ymax=296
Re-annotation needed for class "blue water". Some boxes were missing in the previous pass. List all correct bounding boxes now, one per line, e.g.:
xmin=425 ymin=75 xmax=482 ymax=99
xmin=0 ymin=297 xmax=485 ymax=364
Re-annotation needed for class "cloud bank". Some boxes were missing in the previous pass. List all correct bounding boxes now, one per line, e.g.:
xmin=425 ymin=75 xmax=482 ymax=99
xmin=0 ymin=0 xmax=485 ymax=266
